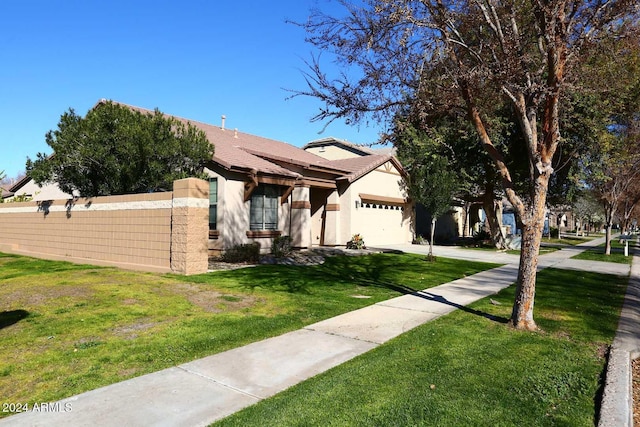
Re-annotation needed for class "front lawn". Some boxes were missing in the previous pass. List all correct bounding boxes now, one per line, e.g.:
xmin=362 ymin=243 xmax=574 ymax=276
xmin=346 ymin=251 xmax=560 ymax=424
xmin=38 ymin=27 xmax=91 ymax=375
xmin=0 ymin=252 xmax=495 ymax=413
xmin=572 ymin=237 xmax=636 ymax=264
xmin=542 ymin=235 xmax=595 ymax=246
xmin=215 ymin=268 xmax=627 ymax=426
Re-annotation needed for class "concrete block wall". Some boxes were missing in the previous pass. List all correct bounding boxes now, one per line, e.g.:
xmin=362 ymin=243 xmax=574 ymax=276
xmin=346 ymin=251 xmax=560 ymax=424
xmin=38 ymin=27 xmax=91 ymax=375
xmin=170 ymin=178 xmax=209 ymax=275
xmin=0 ymin=178 xmax=210 ymax=275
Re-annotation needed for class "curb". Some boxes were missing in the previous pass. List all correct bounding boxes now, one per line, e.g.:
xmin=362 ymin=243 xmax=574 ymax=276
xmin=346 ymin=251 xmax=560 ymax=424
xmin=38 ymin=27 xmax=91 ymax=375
xmin=598 ymin=345 xmax=633 ymax=427
xmin=598 ymin=253 xmax=640 ymax=427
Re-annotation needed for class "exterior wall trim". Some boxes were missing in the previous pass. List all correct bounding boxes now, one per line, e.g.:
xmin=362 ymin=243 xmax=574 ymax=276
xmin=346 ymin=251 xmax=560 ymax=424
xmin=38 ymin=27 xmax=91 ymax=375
xmin=246 ymin=230 xmax=282 ymax=238
xmin=292 ymin=201 xmax=311 ymax=210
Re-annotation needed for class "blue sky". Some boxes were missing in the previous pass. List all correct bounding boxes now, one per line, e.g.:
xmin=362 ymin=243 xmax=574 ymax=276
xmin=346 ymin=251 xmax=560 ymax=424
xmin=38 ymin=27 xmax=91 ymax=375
xmin=0 ymin=0 xmax=382 ymax=180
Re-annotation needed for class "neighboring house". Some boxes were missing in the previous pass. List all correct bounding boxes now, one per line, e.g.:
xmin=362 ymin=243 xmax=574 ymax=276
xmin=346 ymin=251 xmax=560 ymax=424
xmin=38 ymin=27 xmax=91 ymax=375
xmin=0 ymin=185 xmax=12 ymax=200
xmin=4 ymin=175 xmax=72 ymax=202
xmin=15 ymin=101 xmax=414 ymax=254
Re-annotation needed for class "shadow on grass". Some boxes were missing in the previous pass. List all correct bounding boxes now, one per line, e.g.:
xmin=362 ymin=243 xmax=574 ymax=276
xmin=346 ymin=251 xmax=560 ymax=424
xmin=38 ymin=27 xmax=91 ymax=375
xmin=0 ymin=257 xmax=100 ymax=280
xmin=212 ymin=253 xmax=509 ymax=324
xmin=0 ymin=309 xmax=29 ymax=330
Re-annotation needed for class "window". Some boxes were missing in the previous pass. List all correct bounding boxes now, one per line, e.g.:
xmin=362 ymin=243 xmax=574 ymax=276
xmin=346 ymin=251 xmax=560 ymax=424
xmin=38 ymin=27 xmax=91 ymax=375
xmin=209 ymin=178 xmax=217 ymax=230
xmin=250 ymin=185 xmax=279 ymax=230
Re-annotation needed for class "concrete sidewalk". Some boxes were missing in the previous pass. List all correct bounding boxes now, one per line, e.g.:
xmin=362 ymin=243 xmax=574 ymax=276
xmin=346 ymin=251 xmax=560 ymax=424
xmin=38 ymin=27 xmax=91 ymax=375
xmin=1 ymin=236 xmax=633 ymax=427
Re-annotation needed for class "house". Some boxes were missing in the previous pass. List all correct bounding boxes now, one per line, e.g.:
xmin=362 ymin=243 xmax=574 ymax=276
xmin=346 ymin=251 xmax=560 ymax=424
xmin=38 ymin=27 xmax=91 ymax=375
xmin=3 ymin=175 xmax=72 ymax=202
xmin=195 ymin=124 xmax=413 ymax=253
xmin=0 ymin=185 xmax=12 ymax=200
xmin=13 ymin=101 xmax=414 ymax=254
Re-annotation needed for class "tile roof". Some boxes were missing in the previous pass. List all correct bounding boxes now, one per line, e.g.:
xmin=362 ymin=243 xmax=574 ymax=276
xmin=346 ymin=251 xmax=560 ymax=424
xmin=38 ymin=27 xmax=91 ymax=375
xmin=102 ymin=100 xmax=404 ymax=184
xmin=321 ymin=154 xmax=405 ymax=183
xmin=303 ymin=137 xmax=378 ymax=155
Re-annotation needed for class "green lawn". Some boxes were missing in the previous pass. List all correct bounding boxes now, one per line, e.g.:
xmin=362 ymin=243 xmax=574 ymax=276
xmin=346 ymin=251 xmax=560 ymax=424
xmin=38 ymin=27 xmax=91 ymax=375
xmin=542 ymin=235 xmax=596 ymax=246
xmin=0 ymin=252 xmax=495 ymax=413
xmin=214 ymin=268 xmax=627 ymax=427
xmin=572 ymin=237 xmax=636 ymax=264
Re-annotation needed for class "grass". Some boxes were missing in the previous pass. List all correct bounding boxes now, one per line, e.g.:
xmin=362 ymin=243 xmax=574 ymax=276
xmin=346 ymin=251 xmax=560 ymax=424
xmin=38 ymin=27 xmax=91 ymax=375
xmin=0 ymin=252 xmax=495 ymax=414
xmin=572 ymin=237 xmax=636 ymax=264
xmin=467 ymin=246 xmax=558 ymax=256
xmin=542 ymin=235 xmax=595 ymax=246
xmin=214 ymin=267 xmax=628 ymax=427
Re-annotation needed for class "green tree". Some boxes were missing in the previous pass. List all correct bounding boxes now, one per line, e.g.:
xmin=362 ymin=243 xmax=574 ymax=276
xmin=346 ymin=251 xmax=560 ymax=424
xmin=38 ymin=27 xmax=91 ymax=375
xmin=26 ymin=101 xmax=213 ymax=197
xmin=295 ymin=0 xmax=637 ymax=330
xmin=573 ymin=30 xmax=640 ymax=253
xmin=398 ymin=125 xmax=459 ymax=259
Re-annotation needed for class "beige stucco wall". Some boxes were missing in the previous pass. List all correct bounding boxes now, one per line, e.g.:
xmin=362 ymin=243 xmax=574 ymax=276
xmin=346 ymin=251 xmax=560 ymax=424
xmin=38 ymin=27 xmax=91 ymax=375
xmin=7 ymin=181 xmax=73 ymax=201
xmin=0 ymin=178 xmax=210 ymax=275
xmin=291 ymin=186 xmax=311 ymax=248
xmin=205 ymin=168 xmax=295 ymax=254
xmin=340 ymin=162 xmax=412 ymax=246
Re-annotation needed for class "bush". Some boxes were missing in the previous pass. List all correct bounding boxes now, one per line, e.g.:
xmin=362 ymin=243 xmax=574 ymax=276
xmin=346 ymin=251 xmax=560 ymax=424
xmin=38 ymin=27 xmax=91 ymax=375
xmin=221 ymin=242 xmax=260 ymax=263
xmin=472 ymin=229 xmax=491 ymax=241
xmin=346 ymin=234 xmax=366 ymax=250
xmin=271 ymin=235 xmax=293 ymax=258
xmin=549 ymin=227 xmax=559 ymax=238
xmin=413 ymin=235 xmax=427 ymax=245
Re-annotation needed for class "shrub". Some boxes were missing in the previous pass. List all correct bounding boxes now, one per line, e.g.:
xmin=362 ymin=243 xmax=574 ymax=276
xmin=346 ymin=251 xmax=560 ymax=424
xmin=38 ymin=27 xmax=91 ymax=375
xmin=413 ymin=235 xmax=427 ymax=245
xmin=346 ymin=233 xmax=366 ymax=249
xmin=549 ymin=227 xmax=559 ymax=238
xmin=221 ymin=242 xmax=260 ymax=263
xmin=271 ymin=235 xmax=293 ymax=258
xmin=472 ymin=229 xmax=491 ymax=242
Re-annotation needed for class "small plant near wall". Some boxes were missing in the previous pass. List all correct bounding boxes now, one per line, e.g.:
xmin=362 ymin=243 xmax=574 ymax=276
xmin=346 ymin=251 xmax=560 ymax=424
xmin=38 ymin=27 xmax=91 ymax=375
xmin=413 ymin=235 xmax=427 ymax=245
xmin=271 ymin=235 xmax=293 ymax=258
xmin=346 ymin=233 xmax=366 ymax=250
xmin=221 ymin=243 xmax=260 ymax=263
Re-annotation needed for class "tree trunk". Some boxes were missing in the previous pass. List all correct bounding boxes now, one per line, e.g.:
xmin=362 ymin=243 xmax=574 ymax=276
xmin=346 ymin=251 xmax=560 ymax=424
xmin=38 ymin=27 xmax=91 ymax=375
xmin=463 ymin=202 xmax=470 ymax=238
xmin=429 ymin=217 xmax=436 ymax=258
xmin=510 ymin=220 xmax=545 ymax=330
xmin=509 ymin=175 xmax=549 ymax=331
xmin=483 ymin=193 xmax=507 ymax=249
xmin=604 ymin=202 xmax=614 ymax=255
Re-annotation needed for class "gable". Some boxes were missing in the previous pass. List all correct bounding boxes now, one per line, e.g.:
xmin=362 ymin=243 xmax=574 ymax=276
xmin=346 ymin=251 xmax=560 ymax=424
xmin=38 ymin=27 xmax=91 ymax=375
xmin=303 ymin=137 xmax=375 ymax=160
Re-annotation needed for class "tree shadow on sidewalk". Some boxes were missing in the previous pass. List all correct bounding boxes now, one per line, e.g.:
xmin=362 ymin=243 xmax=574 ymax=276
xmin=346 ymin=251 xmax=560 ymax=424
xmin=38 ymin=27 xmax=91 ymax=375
xmin=411 ymin=290 xmax=509 ymax=324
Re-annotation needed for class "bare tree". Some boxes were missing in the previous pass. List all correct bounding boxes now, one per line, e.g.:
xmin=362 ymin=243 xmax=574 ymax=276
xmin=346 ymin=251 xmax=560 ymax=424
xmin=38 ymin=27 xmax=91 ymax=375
xmin=294 ymin=0 xmax=638 ymax=330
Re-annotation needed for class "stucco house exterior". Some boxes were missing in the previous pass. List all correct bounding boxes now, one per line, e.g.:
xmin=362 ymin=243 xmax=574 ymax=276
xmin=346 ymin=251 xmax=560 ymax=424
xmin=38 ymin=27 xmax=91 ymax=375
xmin=3 ymin=175 xmax=72 ymax=202
xmin=197 ymin=124 xmax=413 ymax=254
xmin=10 ymin=101 xmax=414 ymax=255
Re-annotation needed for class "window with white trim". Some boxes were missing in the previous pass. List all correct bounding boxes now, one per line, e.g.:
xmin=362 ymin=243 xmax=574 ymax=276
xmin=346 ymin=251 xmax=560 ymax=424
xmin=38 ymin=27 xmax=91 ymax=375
xmin=209 ymin=178 xmax=217 ymax=231
xmin=250 ymin=185 xmax=279 ymax=231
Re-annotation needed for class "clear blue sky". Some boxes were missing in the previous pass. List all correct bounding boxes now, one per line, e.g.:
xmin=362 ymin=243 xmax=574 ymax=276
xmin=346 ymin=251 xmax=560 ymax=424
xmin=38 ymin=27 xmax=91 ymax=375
xmin=0 ymin=0 xmax=382 ymax=180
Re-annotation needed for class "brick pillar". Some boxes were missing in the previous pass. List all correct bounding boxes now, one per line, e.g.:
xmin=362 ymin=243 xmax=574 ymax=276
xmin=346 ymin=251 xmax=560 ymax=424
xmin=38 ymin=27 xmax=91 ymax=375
xmin=291 ymin=185 xmax=311 ymax=248
xmin=171 ymin=178 xmax=209 ymax=275
xmin=323 ymin=190 xmax=341 ymax=246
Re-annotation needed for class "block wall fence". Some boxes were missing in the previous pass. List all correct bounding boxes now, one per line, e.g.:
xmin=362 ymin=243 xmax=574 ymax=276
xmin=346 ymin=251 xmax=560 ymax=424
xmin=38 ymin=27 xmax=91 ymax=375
xmin=0 ymin=178 xmax=209 ymax=275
